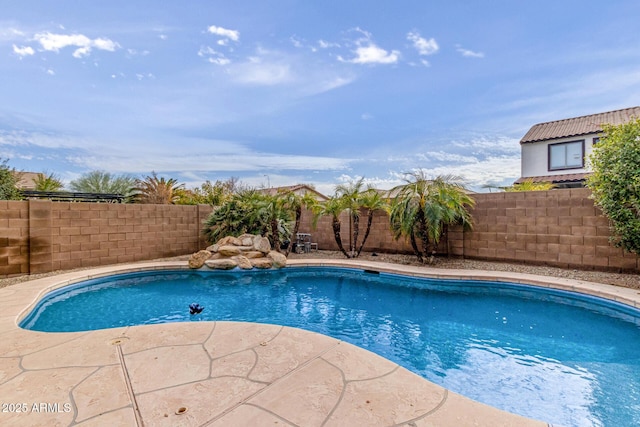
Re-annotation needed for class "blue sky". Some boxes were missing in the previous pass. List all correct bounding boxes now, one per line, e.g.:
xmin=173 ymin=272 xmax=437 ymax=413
xmin=2 ymin=1 xmax=640 ymax=195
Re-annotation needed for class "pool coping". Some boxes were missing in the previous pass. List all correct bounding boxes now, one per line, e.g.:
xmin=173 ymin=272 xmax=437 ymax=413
xmin=3 ymin=258 xmax=632 ymax=426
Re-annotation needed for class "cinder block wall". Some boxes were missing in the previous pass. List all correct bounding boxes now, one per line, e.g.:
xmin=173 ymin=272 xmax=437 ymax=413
xmin=298 ymin=209 xmax=438 ymax=255
xmin=453 ymin=188 xmax=639 ymax=271
xmin=300 ymin=188 xmax=639 ymax=272
xmin=1 ymin=201 xmax=213 ymax=277
xmin=3 ymin=189 xmax=640 ymax=277
xmin=0 ymin=201 xmax=30 ymax=276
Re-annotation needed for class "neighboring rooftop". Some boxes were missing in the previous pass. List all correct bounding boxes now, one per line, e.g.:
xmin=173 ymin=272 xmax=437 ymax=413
xmin=259 ymin=184 xmax=329 ymax=201
xmin=514 ymin=172 xmax=591 ymax=185
xmin=520 ymin=106 xmax=640 ymax=144
xmin=12 ymin=171 xmax=40 ymax=190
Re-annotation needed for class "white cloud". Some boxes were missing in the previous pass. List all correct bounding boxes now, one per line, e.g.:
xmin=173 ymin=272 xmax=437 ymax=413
xmin=341 ymin=43 xmax=400 ymax=65
xmin=407 ymin=31 xmax=438 ymax=55
xmin=318 ymin=39 xmax=340 ymax=49
xmin=452 ymin=136 xmax=520 ymax=154
xmin=33 ymin=32 xmax=119 ymax=57
xmin=68 ymin=146 xmax=352 ymax=174
xmin=0 ymin=27 xmax=25 ymax=42
xmin=456 ymin=45 xmax=485 ymax=58
xmin=12 ymin=44 xmax=34 ymax=57
xmin=340 ymin=29 xmax=400 ymax=65
xmin=207 ymin=25 xmax=239 ymax=42
xmin=198 ymin=45 xmax=231 ymax=65
xmin=46 ymin=69 xmax=55 ymax=75
xmin=290 ymin=36 xmax=304 ymax=48
xmin=209 ymin=57 xmax=231 ymax=65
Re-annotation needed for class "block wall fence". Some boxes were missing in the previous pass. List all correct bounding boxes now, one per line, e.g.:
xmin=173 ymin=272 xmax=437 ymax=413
xmin=0 ymin=200 xmax=214 ymax=277
xmin=2 ymin=188 xmax=639 ymax=277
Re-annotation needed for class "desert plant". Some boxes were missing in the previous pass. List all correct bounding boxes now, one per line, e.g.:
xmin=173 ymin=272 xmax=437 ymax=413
xmin=33 ymin=172 xmax=64 ymax=192
xmin=314 ymin=178 xmax=386 ymax=258
xmin=202 ymin=190 xmax=268 ymax=244
xmin=312 ymin=196 xmax=351 ymax=258
xmin=390 ymin=172 xmax=475 ymax=263
xmin=356 ymin=189 xmax=388 ymax=256
xmin=135 ymin=172 xmax=184 ymax=204
xmin=280 ymin=190 xmax=318 ymax=256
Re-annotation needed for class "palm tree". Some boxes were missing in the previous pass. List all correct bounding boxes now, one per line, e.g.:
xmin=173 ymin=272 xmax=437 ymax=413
xmin=33 ymin=172 xmax=64 ymax=191
xmin=254 ymin=193 xmax=291 ymax=252
xmin=202 ymin=190 xmax=261 ymax=244
xmin=335 ymin=178 xmax=367 ymax=256
xmin=313 ymin=178 xmax=387 ymax=259
xmin=135 ymin=172 xmax=184 ymax=204
xmin=390 ymin=172 xmax=475 ymax=263
xmin=280 ymin=190 xmax=318 ymax=256
xmin=313 ymin=196 xmax=351 ymax=258
xmin=356 ymin=189 xmax=388 ymax=256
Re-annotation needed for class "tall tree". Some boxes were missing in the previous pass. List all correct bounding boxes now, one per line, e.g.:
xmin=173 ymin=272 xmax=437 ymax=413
xmin=313 ymin=196 xmax=351 ymax=258
xmin=0 ymin=158 xmax=21 ymax=200
xmin=175 ymin=178 xmax=238 ymax=206
xmin=356 ymin=189 xmax=388 ymax=256
xmin=335 ymin=178 xmax=367 ymax=256
xmin=390 ymin=172 xmax=475 ymax=263
xmin=69 ymin=170 xmax=136 ymax=197
xmin=587 ymin=118 xmax=640 ymax=254
xmin=135 ymin=172 xmax=184 ymax=204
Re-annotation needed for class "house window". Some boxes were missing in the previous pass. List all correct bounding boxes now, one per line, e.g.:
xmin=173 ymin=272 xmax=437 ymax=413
xmin=549 ymin=140 xmax=584 ymax=170
xmin=593 ymin=137 xmax=600 ymax=144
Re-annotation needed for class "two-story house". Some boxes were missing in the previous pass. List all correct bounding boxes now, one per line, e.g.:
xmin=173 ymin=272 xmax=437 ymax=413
xmin=516 ymin=106 xmax=640 ymax=188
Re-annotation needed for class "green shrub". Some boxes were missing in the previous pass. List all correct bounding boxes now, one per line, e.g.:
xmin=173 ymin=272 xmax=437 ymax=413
xmin=587 ymin=118 xmax=640 ymax=253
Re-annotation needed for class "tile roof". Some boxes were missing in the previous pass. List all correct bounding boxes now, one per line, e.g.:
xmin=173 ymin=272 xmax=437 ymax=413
xmin=520 ymin=106 xmax=640 ymax=144
xmin=13 ymin=171 xmax=41 ymax=190
xmin=514 ymin=173 xmax=591 ymax=184
xmin=259 ymin=184 xmax=328 ymax=201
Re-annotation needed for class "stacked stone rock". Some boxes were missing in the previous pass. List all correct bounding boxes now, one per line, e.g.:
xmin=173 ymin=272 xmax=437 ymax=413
xmin=188 ymin=234 xmax=287 ymax=270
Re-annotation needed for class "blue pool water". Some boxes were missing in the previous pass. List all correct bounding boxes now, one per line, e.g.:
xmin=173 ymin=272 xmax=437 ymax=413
xmin=20 ymin=267 xmax=640 ymax=426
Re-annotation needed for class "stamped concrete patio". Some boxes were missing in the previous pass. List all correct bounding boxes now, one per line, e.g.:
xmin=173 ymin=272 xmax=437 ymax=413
xmin=3 ymin=259 xmax=639 ymax=426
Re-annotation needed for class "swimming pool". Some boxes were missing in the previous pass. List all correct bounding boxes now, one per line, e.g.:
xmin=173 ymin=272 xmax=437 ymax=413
xmin=20 ymin=267 xmax=640 ymax=426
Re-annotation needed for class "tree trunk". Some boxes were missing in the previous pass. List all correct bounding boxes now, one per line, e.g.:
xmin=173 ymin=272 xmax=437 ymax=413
xmin=409 ymin=230 xmax=422 ymax=263
xmin=285 ymin=206 xmax=302 ymax=256
xmin=332 ymin=216 xmax=351 ymax=258
xmin=415 ymin=209 xmax=427 ymax=262
xmin=270 ymin=218 xmax=281 ymax=253
xmin=352 ymin=212 xmax=360 ymax=257
xmin=356 ymin=210 xmax=374 ymax=257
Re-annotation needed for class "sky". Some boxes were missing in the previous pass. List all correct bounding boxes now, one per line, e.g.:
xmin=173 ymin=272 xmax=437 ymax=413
xmin=2 ymin=1 xmax=640 ymax=195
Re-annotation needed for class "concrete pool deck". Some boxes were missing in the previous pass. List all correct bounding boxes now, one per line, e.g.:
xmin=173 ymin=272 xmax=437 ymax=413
xmin=3 ymin=259 xmax=639 ymax=426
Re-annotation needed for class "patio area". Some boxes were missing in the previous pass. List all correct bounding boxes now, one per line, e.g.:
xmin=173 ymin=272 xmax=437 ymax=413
xmin=4 ymin=258 xmax=637 ymax=426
